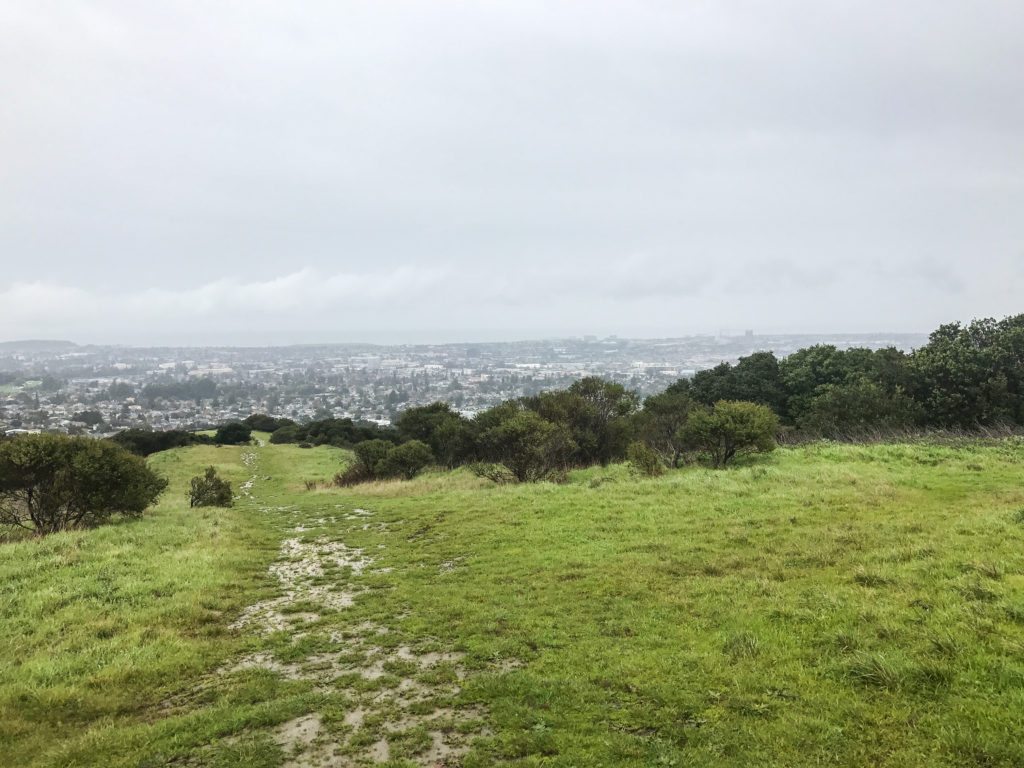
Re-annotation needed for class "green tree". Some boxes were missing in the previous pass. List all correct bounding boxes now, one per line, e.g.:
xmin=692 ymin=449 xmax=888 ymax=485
xmin=395 ymin=403 xmax=471 ymax=467
xmin=910 ymin=316 xmax=1024 ymax=427
xmin=798 ymin=380 xmax=922 ymax=436
xmin=637 ymin=389 xmax=695 ymax=467
xmin=477 ymin=407 xmax=575 ymax=482
xmin=269 ymin=424 xmax=301 ymax=444
xmin=352 ymin=439 xmax=394 ymax=476
xmin=243 ymin=414 xmax=295 ymax=432
xmin=189 ymin=466 xmax=234 ymax=507
xmin=626 ymin=441 xmax=664 ymax=477
xmin=680 ymin=401 xmax=779 ymax=467
xmin=0 ymin=434 xmax=168 ymax=534
xmin=71 ymin=410 xmax=104 ymax=427
xmin=691 ymin=352 xmax=786 ymax=414
xmin=109 ymin=429 xmax=213 ymax=456
xmin=214 ymin=422 xmax=252 ymax=445
xmin=525 ymin=377 xmax=638 ymax=466
xmin=378 ymin=440 xmax=434 ymax=479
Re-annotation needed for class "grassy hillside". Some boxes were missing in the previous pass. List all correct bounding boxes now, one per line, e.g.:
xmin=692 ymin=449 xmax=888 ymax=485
xmin=2 ymin=439 xmax=1024 ymax=766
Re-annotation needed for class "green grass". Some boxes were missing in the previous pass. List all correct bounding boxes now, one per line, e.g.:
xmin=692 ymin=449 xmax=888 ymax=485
xmin=2 ymin=439 xmax=1024 ymax=766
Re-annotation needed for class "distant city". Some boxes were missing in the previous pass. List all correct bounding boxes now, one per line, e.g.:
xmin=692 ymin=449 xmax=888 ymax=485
xmin=0 ymin=332 xmax=927 ymax=436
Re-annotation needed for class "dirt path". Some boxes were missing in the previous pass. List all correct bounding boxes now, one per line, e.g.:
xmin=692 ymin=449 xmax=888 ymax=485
xmin=221 ymin=445 xmax=488 ymax=767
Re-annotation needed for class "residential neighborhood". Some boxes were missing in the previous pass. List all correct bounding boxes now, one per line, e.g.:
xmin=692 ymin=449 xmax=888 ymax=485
xmin=0 ymin=332 xmax=926 ymax=436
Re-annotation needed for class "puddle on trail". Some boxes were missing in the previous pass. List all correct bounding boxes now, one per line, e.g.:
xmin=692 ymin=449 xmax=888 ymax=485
xmin=215 ymin=482 xmax=502 ymax=766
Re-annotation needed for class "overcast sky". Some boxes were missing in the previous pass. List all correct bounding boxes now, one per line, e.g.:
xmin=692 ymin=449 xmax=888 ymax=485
xmin=1 ymin=1 xmax=1022 ymax=344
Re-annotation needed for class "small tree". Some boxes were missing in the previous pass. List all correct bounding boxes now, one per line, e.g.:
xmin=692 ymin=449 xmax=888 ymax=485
xmin=214 ymin=422 xmax=252 ymax=445
xmin=395 ymin=403 xmax=472 ymax=467
xmin=478 ymin=409 xmax=575 ymax=482
xmin=0 ymin=434 xmax=168 ymax=534
xmin=189 ymin=466 xmax=233 ymax=507
xmin=627 ymin=441 xmax=664 ymax=477
xmin=680 ymin=400 xmax=779 ymax=467
xmin=378 ymin=440 xmax=434 ymax=480
xmin=352 ymin=439 xmax=394 ymax=476
xmin=637 ymin=389 xmax=695 ymax=467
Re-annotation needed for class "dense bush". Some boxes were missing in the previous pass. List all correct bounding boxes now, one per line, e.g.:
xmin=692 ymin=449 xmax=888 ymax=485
xmin=188 ymin=466 xmax=233 ymax=507
xmin=681 ymin=401 xmax=779 ymax=467
xmin=335 ymin=439 xmax=434 ymax=485
xmin=477 ymin=405 xmax=575 ymax=482
xmin=797 ymin=380 xmax=922 ymax=435
xmin=468 ymin=462 xmax=517 ymax=484
xmin=635 ymin=385 xmax=695 ymax=467
xmin=680 ymin=315 xmax=1024 ymax=434
xmin=242 ymin=414 xmax=295 ymax=432
xmin=110 ymin=429 xmax=213 ymax=457
xmin=627 ymin=441 xmax=664 ymax=477
xmin=0 ymin=434 xmax=168 ymax=534
xmin=214 ymin=422 xmax=252 ymax=445
xmin=395 ymin=403 xmax=472 ymax=467
xmin=522 ymin=377 xmax=638 ymax=466
xmin=270 ymin=417 xmax=397 ymax=447
xmin=378 ymin=440 xmax=434 ymax=480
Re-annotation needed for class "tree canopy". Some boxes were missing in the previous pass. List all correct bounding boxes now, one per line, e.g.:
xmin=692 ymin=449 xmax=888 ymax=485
xmin=0 ymin=434 xmax=168 ymax=534
xmin=681 ymin=401 xmax=779 ymax=467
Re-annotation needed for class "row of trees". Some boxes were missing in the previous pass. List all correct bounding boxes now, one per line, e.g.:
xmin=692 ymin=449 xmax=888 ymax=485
xmin=684 ymin=315 xmax=1024 ymax=434
xmin=375 ymin=383 xmax=779 ymax=482
xmin=109 ymin=421 xmax=253 ymax=456
xmin=267 ymin=417 xmax=396 ymax=447
xmin=264 ymin=314 xmax=1024 ymax=484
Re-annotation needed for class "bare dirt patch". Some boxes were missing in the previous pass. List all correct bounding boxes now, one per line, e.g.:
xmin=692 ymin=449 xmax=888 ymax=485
xmin=221 ymin=495 xmax=499 ymax=766
xmin=229 ymin=536 xmax=371 ymax=634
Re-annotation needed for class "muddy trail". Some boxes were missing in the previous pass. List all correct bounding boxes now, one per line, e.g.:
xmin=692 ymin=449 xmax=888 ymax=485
xmin=209 ymin=446 xmax=496 ymax=767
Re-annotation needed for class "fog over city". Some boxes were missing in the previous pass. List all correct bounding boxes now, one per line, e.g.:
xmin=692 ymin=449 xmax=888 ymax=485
xmin=2 ymin=2 xmax=1022 ymax=344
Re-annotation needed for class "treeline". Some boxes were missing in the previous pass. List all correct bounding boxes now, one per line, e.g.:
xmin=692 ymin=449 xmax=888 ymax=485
xmin=110 ymin=429 xmax=214 ymax=456
xmin=266 ymin=379 xmax=778 ymax=483
xmin=110 ymin=421 xmax=255 ymax=456
xmin=107 ymin=314 xmax=1024 ymax=479
xmin=685 ymin=314 xmax=1024 ymax=433
xmin=259 ymin=314 xmax=1024 ymax=483
xmin=267 ymin=417 xmax=397 ymax=447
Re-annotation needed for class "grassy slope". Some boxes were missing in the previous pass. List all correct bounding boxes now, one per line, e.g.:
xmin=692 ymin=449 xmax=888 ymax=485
xmin=0 ymin=442 xmax=283 ymax=765
xmin=2 ymin=440 xmax=1024 ymax=766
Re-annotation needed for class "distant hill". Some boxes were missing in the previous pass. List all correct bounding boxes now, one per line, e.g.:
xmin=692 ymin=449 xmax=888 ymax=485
xmin=0 ymin=340 xmax=78 ymax=352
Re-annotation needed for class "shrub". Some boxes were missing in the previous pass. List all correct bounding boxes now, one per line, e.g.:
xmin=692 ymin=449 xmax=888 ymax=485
xmin=243 ymin=414 xmax=295 ymax=432
xmin=0 ymin=434 xmax=168 ymax=534
xmin=680 ymin=400 xmax=779 ymax=467
xmin=377 ymin=440 xmax=434 ymax=480
xmin=352 ymin=440 xmax=394 ymax=476
xmin=269 ymin=425 xmax=301 ymax=444
xmin=337 ymin=439 xmax=434 ymax=485
xmin=188 ymin=466 xmax=233 ymax=508
xmin=476 ymin=407 xmax=576 ymax=482
xmin=469 ymin=462 xmax=517 ymax=484
xmin=395 ymin=403 xmax=473 ymax=467
xmin=627 ymin=441 xmax=664 ymax=477
xmin=334 ymin=465 xmax=370 ymax=487
xmin=636 ymin=389 xmax=694 ymax=467
xmin=110 ymin=429 xmax=213 ymax=457
xmin=214 ymin=422 xmax=252 ymax=445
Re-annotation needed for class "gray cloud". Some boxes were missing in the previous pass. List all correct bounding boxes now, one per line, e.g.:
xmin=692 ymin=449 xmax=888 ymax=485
xmin=1 ymin=1 xmax=1021 ymax=343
